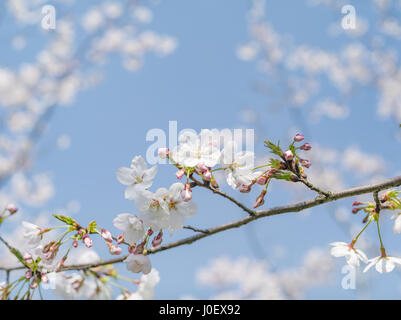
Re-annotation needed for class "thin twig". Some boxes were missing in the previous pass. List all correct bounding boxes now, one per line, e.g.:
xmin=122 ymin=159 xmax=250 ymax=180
xmin=190 ymin=176 xmax=256 ymax=216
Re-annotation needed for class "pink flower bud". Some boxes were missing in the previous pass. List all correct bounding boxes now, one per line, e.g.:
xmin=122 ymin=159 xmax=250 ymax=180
xmin=55 ymin=257 xmax=67 ymax=272
xmin=300 ymin=143 xmax=311 ymax=151
xmin=352 ymin=201 xmax=363 ymax=206
xmin=294 ymin=134 xmax=305 ymax=142
xmin=238 ymin=184 xmax=252 ymax=193
xmin=109 ymin=245 xmax=122 ymax=255
xmin=267 ymin=168 xmax=280 ymax=177
xmin=211 ymin=178 xmax=219 ymax=189
xmin=24 ymin=253 xmax=32 ymax=261
xmin=176 ymin=169 xmax=185 ymax=180
xmin=152 ymin=231 xmax=163 ymax=248
xmin=256 ymin=175 xmax=268 ymax=185
xmin=300 ymin=159 xmax=311 ymax=168
xmin=117 ymin=234 xmax=124 ymax=245
xmin=253 ymin=190 xmax=267 ymax=209
xmin=25 ymin=270 xmax=32 ymax=279
xmin=195 ymin=163 xmax=208 ymax=173
xmin=30 ymin=280 xmax=38 ymax=290
xmin=202 ymin=170 xmax=212 ymax=182
xmin=82 ymin=234 xmax=93 ymax=248
xmin=147 ymin=229 xmax=154 ymax=236
xmin=101 ymin=229 xmax=113 ymax=243
xmin=133 ymin=242 xmax=146 ymax=255
xmin=6 ymin=203 xmax=18 ymax=215
xmin=158 ymin=148 xmax=170 ymax=159
xmin=73 ymin=240 xmax=78 ymax=248
xmin=181 ymin=184 xmax=192 ymax=202
xmin=283 ymin=150 xmax=294 ymax=161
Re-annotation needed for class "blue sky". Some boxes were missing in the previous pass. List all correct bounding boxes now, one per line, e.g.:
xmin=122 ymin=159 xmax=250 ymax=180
xmin=1 ymin=0 xmax=401 ymax=299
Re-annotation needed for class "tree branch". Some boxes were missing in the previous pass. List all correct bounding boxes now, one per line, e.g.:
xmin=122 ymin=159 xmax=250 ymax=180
xmin=2 ymin=175 xmax=401 ymax=273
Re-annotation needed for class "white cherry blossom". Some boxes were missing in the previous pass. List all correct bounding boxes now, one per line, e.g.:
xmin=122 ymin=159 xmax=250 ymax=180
xmin=329 ymin=242 xmax=368 ymax=267
xmin=171 ymin=130 xmax=220 ymax=168
xmin=134 ymin=188 xmax=170 ymax=230
xmin=134 ymin=183 xmax=197 ymax=232
xmin=53 ymin=272 xmax=113 ymax=300
xmin=116 ymin=155 xmax=157 ymax=200
xmin=22 ymin=221 xmax=42 ymax=248
xmin=113 ymin=213 xmax=146 ymax=245
xmin=117 ymin=268 xmax=160 ymax=300
xmin=165 ymin=183 xmax=197 ymax=232
xmin=363 ymin=255 xmax=401 ymax=274
xmin=126 ymin=253 xmax=152 ymax=274
xmin=220 ymin=141 xmax=260 ymax=190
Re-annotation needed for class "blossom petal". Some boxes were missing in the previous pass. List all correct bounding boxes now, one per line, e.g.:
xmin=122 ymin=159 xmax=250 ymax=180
xmin=116 ymin=167 xmax=134 ymax=185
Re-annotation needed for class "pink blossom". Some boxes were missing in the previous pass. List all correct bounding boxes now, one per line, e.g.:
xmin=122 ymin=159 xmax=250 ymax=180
xmin=176 ymin=168 xmax=185 ymax=180
xmin=294 ymin=134 xmax=305 ymax=142
xmin=101 ymin=229 xmax=113 ymax=243
xmin=283 ymin=150 xmax=294 ymax=161
xmin=82 ymin=235 xmax=93 ymax=248
xmin=158 ymin=148 xmax=169 ymax=159
xmin=300 ymin=143 xmax=311 ymax=151
xmin=181 ymin=184 xmax=193 ymax=202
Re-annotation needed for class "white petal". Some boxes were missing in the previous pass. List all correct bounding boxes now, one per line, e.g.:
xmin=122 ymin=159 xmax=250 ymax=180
xmin=330 ymin=245 xmax=349 ymax=258
xmin=144 ymin=165 xmax=158 ymax=181
xmin=131 ymin=156 xmax=147 ymax=173
xmin=363 ymin=257 xmax=379 ymax=273
xmin=355 ymin=249 xmax=369 ymax=264
xmin=116 ymin=167 xmax=134 ymax=185
xmin=346 ymin=252 xmax=360 ymax=268
xmin=113 ymin=213 xmax=132 ymax=231
xmin=125 ymin=184 xmax=139 ymax=200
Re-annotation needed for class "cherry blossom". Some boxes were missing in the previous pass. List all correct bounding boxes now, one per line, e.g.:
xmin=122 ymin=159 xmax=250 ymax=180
xmin=134 ymin=188 xmax=170 ymax=230
xmin=171 ymin=130 xmax=220 ymax=168
xmin=116 ymin=155 xmax=158 ymax=200
xmin=165 ymin=183 xmax=197 ymax=232
xmin=126 ymin=253 xmax=152 ymax=274
xmin=363 ymin=255 xmax=401 ymax=274
xmin=113 ymin=213 xmax=146 ymax=245
xmin=117 ymin=268 xmax=160 ymax=300
xmin=22 ymin=221 xmax=43 ymax=248
xmin=220 ymin=141 xmax=260 ymax=190
xmin=329 ymin=242 xmax=368 ymax=268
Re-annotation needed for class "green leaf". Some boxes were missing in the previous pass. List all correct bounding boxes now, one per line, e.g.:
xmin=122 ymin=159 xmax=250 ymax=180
xmin=53 ymin=214 xmax=78 ymax=227
xmin=268 ymin=159 xmax=283 ymax=169
xmin=87 ymin=221 xmax=98 ymax=233
xmin=271 ymin=171 xmax=292 ymax=181
xmin=264 ymin=140 xmax=283 ymax=157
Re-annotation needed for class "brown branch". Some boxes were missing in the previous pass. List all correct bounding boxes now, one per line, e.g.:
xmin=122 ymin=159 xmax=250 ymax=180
xmin=2 ymin=175 xmax=401 ymax=273
xmin=373 ymin=191 xmax=381 ymax=213
xmin=298 ymin=177 xmax=332 ymax=197
xmin=190 ymin=176 xmax=256 ymax=216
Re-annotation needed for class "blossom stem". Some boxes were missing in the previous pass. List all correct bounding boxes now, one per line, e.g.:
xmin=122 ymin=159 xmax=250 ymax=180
xmin=352 ymin=219 xmax=371 ymax=244
xmin=117 ymin=274 xmax=140 ymax=284
xmin=14 ymin=279 xmax=28 ymax=300
xmin=38 ymin=283 xmax=44 ymax=300
xmin=376 ymin=219 xmax=385 ymax=250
